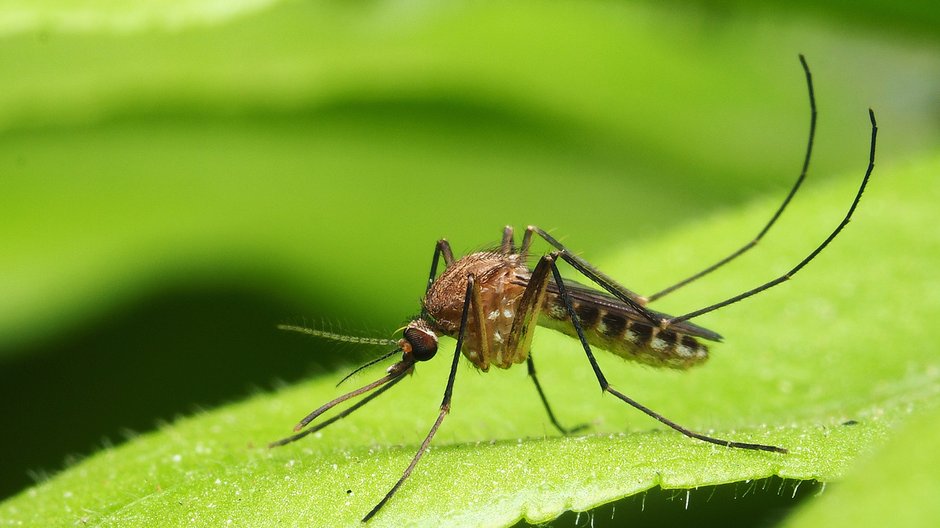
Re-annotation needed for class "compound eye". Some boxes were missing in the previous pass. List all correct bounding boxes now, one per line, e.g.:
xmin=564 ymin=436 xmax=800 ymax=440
xmin=403 ymin=327 xmax=438 ymax=361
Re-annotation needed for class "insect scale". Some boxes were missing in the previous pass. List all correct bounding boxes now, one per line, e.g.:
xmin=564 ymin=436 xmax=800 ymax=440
xmin=271 ymin=56 xmax=878 ymax=522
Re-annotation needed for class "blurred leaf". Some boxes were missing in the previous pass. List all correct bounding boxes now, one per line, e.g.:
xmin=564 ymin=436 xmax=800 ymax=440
xmin=0 ymin=0 xmax=277 ymax=35
xmin=2 ymin=148 xmax=937 ymax=526
xmin=673 ymin=0 xmax=940 ymax=39
xmin=2 ymin=0 xmax=938 ymax=355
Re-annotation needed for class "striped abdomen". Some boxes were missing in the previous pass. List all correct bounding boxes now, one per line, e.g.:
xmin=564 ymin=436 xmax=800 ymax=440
xmin=538 ymin=294 xmax=709 ymax=369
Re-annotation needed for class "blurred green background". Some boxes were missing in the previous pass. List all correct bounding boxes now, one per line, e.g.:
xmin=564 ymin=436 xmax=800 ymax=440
xmin=1 ymin=0 xmax=938 ymax=525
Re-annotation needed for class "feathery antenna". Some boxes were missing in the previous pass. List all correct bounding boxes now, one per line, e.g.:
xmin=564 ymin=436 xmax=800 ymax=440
xmin=277 ymin=324 xmax=396 ymax=346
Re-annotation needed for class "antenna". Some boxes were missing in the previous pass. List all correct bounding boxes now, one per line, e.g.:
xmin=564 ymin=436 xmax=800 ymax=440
xmin=277 ymin=324 xmax=397 ymax=346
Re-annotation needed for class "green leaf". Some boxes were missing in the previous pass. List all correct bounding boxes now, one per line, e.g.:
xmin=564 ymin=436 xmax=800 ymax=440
xmin=3 ymin=148 xmax=937 ymax=526
xmin=783 ymin=403 xmax=940 ymax=528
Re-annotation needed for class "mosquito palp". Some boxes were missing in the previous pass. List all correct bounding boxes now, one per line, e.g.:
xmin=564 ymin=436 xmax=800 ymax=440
xmin=334 ymin=347 xmax=402 ymax=387
xmin=267 ymin=373 xmax=408 ymax=448
xmin=271 ymin=56 xmax=878 ymax=522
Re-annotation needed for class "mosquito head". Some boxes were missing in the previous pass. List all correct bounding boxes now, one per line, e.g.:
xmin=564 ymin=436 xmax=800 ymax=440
xmin=400 ymin=319 xmax=438 ymax=362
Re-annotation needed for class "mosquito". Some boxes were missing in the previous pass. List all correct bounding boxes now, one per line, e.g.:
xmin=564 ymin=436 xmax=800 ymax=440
xmin=271 ymin=55 xmax=878 ymax=522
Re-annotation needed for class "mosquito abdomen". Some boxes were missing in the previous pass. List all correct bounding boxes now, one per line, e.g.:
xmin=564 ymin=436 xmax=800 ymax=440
xmin=539 ymin=296 xmax=709 ymax=369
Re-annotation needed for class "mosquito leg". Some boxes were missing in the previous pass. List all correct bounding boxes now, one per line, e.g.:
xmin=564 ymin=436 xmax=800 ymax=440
xmin=526 ymin=226 xmax=661 ymax=326
xmin=422 ymin=239 xmax=455 ymax=319
xmin=427 ymin=239 xmax=455 ymax=291
xmin=545 ymin=252 xmax=786 ymax=453
xmin=362 ymin=275 xmax=475 ymax=523
xmin=527 ymin=356 xmax=588 ymax=435
xmin=506 ymin=253 xmax=584 ymax=433
xmin=506 ymin=247 xmax=552 ymax=357
xmin=269 ymin=371 xmax=409 ymax=448
xmin=500 ymin=225 xmax=515 ymax=255
xmin=468 ymin=272 xmax=492 ymax=370
xmin=668 ymin=108 xmax=877 ymax=326
xmin=647 ymin=55 xmax=818 ymax=303
xmin=519 ymin=225 xmax=534 ymax=260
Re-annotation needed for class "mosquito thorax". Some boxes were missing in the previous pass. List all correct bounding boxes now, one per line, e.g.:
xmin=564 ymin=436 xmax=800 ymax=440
xmin=400 ymin=320 xmax=438 ymax=361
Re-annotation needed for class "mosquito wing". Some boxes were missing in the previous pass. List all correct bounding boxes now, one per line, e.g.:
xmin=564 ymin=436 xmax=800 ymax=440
xmin=514 ymin=272 xmax=723 ymax=342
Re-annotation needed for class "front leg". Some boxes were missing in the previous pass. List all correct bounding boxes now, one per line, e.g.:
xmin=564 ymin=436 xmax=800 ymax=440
xmin=422 ymin=239 xmax=455 ymax=320
xmin=500 ymin=225 xmax=515 ymax=255
xmin=363 ymin=275 xmax=476 ymax=522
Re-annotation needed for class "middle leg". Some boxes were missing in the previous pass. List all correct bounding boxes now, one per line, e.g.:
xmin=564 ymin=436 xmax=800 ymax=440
xmin=507 ymin=251 xmax=583 ymax=434
xmin=527 ymin=355 xmax=587 ymax=435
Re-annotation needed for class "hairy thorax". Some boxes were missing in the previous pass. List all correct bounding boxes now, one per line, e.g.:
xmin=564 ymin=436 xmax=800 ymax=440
xmin=423 ymin=252 xmax=529 ymax=371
